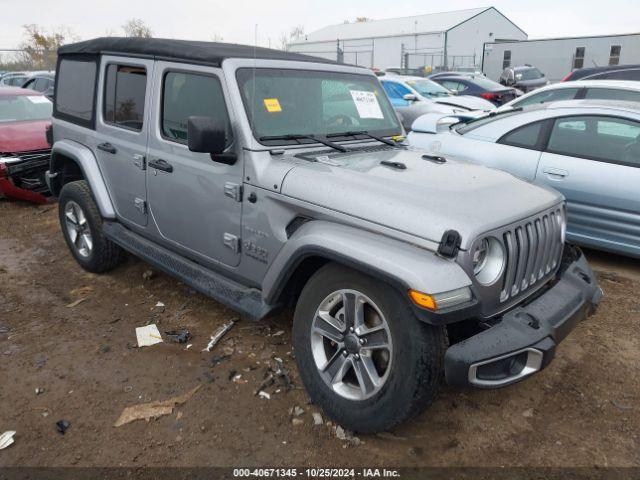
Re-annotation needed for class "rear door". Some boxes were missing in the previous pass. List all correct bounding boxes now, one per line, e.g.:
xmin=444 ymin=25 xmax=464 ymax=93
xmin=536 ymin=115 xmax=640 ymax=255
xmin=95 ymin=56 xmax=154 ymax=227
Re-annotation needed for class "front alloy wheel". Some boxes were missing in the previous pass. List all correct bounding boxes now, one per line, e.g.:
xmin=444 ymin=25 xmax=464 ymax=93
xmin=64 ymin=200 xmax=93 ymax=258
xmin=311 ymin=289 xmax=392 ymax=400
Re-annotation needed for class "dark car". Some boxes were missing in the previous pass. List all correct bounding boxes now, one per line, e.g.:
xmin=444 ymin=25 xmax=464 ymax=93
xmin=21 ymin=73 xmax=55 ymax=99
xmin=499 ymin=65 xmax=548 ymax=93
xmin=431 ymin=74 xmax=518 ymax=106
xmin=0 ymin=87 xmax=52 ymax=203
xmin=563 ymin=64 xmax=640 ymax=81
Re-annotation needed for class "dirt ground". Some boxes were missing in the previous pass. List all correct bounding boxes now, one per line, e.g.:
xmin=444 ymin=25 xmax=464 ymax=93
xmin=0 ymin=199 xmax=639 ymax=468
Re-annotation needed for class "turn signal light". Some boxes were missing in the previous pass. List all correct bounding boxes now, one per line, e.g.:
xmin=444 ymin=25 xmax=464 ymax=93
xmin=408 ymin=290 xmax=437 ymax=310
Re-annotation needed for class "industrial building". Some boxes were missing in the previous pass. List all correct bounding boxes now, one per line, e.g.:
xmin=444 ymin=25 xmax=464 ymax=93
xmin=482 ymin=33 xmax=640 ymax=82
xmin=288 ymin=7 xmax=527 ymax=71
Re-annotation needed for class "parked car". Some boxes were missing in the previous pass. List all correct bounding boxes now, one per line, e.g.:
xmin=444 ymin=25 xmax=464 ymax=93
xmin=48 ymin=37 xmax=601 ymax=433
xmin=563 ymin=64 xmax=640 ymax=81
xmin=21 ymin=72 xmax=55 ymax=99
xmin=428 ymin=71 xmax=485 ymax=80
xmin=497 ymin=80 xmax=640 ymax=111
xmin=381 ymin=76 xmax=493 ymax=130
xmin=0 ymin=87 xmax=52 ymax=203
xmin=0 ymin=72 xmax=29 ymax=87
xmin=499 ymin=65 xmax=549 ymax=93
xmin=430 ymin=74 xmax=519 ymax=105
xmin=385 ymin=67 xmax=429 ymax=77
xmin=408 ymin=100 xmax=640 ymax=258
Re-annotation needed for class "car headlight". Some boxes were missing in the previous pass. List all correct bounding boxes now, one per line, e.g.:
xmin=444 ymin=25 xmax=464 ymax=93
xmin=472 ymin=237 xmax=505 ymax=285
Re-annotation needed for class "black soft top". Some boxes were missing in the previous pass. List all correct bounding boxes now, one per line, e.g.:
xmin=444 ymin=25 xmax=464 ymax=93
xmin=58 ymin=37 xmax=339 ymax=67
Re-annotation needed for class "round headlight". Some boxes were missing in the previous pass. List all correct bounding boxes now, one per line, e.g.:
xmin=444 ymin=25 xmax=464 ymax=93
xmin=472 ymin=237 xmax=505 ymax=285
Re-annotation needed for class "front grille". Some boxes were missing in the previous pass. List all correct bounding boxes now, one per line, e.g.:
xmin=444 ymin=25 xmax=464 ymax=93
xmin=13 ymin=148 xmax=51 ymax=162
xmin=499 ymin=206 xmax=564 ymax=303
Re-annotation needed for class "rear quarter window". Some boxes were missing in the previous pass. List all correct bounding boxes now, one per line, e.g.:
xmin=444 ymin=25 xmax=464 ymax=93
xmin=54 ymin=57 xmax=98 ymax=128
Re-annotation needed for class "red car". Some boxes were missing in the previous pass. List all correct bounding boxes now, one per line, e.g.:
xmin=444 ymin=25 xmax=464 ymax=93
xmin=0 ymin=87 xmax=52 ymax=204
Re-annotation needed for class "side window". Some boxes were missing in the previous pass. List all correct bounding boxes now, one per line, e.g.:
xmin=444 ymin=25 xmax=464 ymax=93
xmin=55 ymin=58 xmax=97 ymax=126
xmin=382 ymin=82 xmax=401 ymax=99
xmin=584 ymin=88 xmax=640 ymax=103
xmin=162 ymin=71 xmax=232 ymax=145
xmin=103 ymin=64 xmax=147 ymax=131
xmin=498 ymin=121 xmax=545 ymax=150
xmin=514 ymin=88 xmax=580 ymax=107
xmin=441 ymin=80 xmax=463 ymax=92
xmin=609 ymin=45 xmax=621 ymax=66
xmin=573 ymin=47 xmax=585 ymax=69
xmin=547 ymin=115 xmax=640 ymax=166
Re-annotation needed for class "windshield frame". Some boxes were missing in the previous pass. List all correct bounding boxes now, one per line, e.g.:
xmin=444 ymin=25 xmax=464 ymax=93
xmin=235 ymin=67 xmax=402 ymax=147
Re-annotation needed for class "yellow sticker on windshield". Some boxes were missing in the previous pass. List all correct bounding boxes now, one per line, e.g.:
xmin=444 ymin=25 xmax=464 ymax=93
xmin=263 ymin=98 xmax=282 ymax=113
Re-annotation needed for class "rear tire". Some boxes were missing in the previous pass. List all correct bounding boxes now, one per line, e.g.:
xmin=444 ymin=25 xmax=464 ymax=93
xmin=58 ymin=180 xmax=123 ymax=273
xmin=293 ymin=263 xmax=447 ymax=433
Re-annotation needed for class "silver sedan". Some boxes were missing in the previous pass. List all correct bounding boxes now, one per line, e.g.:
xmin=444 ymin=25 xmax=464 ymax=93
xmin=408 ymin=100 xmax=640 ymax=258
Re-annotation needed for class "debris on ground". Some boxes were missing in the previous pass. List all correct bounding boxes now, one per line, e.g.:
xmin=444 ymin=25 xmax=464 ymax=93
xmin=70 ymin=286 xmax=93 ymax=297
xmin=258 ymin=391 xmax=271 ymax=400
xmin=254 ymin=357 xmax=293 ymax=396
xmin=291 ymin=418 xmax=304 ymax=426
xmin=203 ymin=318 xmax=238 ymax=352
xmin=610 ymin=400 xmax=633 ymax=411
xmin=35 ymin=387 xmax=44 ymax=395
xmin=164 ymin=329 xmax=191 ymax=344
xmin=153 ymin=302 xmax=166 ymax=314
xmin=56 ymin=420 xmax=70 ymax=435
xmin=0 ymin=431 xmax=16 ymax=450
xmin=291 ymin=406 xmax=305 ymax=417
xmin=272 ymin=330 xmax=285 ymax=337
xmin=114 ymin=385 xmax=201 ymax=427
xmin=335 ymin=425 xmax=362 ymax=446
xmin=522 ymin=408 xmax=534 ymax=418
xmin=209 ymin=354 xmax=231 ymax=367
xmin=142 ymin=270 xmax=155 ymax=281
xmin=312 ymin=413 xmax=323 ymax=426
xmin=135 ymin=324 xmax=163 ymax=347
xmin=65 ymin=298 xmax=87 ymax=308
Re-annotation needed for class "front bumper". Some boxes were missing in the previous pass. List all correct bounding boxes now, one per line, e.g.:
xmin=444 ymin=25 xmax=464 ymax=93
xmin=445 ymin=247 xmax=602 ymax=388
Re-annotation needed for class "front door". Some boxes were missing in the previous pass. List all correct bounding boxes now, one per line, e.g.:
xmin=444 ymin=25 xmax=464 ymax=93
xmin=536 ymin=115 xmax=640 ymax=255
xmin=146 ymin=62 xmax=243 ymax=267
xmin=95 ymin=56 xmax=154 ymax=227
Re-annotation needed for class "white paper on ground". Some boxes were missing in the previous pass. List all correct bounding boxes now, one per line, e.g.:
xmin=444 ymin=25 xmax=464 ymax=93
xmin=136 ymin=324 xmax=163 ymax=347
xmin=350 ymin=90 xmax=383 ymax=119
xmin=0 ymin=431 xmax=16 ymax=450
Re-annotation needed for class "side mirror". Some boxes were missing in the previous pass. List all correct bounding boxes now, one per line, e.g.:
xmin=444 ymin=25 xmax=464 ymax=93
xmin=187 ymin=116 xmax=236 ymax=164
xmin=403 ymin=93 xmax=418 ymax=102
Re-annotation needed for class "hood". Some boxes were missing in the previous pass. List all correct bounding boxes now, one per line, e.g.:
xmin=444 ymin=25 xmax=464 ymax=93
xmin=434 ymin=95 xmax=494 ymax=111
xmin=0 ymin=120 xmax=51 ymax=153
xmin=280 ymin=147 xmax=562 ymax=250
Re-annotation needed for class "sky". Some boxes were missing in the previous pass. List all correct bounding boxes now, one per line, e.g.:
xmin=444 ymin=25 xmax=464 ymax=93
xmin=1 ymin=0 xmax=639 ymax=50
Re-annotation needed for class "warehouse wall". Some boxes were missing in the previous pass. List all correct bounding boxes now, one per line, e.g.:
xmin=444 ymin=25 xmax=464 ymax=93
xmin=483 ymin=34 xmax=640 ymax=82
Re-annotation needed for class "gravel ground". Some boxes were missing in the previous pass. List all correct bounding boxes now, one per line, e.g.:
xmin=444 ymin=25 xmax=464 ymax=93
xmin=0 ymin=200 xmax=639 ymax=468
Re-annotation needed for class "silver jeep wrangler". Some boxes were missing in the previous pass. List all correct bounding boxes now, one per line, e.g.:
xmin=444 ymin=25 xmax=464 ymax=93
xmin=47 ymin=38 xmax=602 ymax=433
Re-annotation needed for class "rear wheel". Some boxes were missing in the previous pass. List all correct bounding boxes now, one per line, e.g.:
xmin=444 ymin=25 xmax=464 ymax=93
xmin=58 ymin=180 xmax=123 ymax=273
xmin=293 ymin=263 xmax=447 ymax=433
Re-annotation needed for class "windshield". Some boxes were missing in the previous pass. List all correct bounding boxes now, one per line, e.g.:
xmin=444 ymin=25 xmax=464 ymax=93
xmin=0 ymin=95 xmax=52 ymax=123
xmin=236 ymin=68 xmax=401 ymax=144
xmin=454 ymin=109 xmax=523 ymax=135
xmin=405 ymin=79 xmax=451 ymax=98
xmin=516 ymin=68 xmax=544 ymax=81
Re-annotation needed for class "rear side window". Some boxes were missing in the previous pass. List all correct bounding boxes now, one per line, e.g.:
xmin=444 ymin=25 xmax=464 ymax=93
xmin=584 ymin=88 xmax=640 ymax=102
xmin=498 ymin=121 xmax=545 ymax=150
xmin=161 ymin=71 xmax=232 ymax=145
xmin=55 ymin=58 xmax=97 ymax=127
xmin=103 ymin=64 xmax=147 ymax=131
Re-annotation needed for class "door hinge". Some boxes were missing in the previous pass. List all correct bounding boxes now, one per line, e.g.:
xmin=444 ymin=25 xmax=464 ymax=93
xmin=224 ymin=182 xmax=243 ymax=202
xmin=134 ymin=197 xmax=147 ymax=215
xmin=223 ymin=233 xmax=241 ymax=253
xmin=133 ymin=154 xmax=146 ymax=170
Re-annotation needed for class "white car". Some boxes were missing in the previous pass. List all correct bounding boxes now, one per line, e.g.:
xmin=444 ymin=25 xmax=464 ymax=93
xmin=407 ymin=100 xmax=640 ymax=258
xmin=496 ymin=80 xmax=640 ymax=111
xmin=380 ymin=75 xmax=494 ymax=130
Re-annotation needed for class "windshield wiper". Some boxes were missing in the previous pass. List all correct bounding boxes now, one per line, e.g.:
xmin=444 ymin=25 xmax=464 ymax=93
xmin=325 ymin=130 xmax=397 ymax=147
xmin=259 ymin=134 xmax=349 ymax=153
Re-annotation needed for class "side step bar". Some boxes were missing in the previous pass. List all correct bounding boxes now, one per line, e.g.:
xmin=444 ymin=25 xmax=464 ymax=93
xmin=103 ymin=222 xmax=276 ymax=320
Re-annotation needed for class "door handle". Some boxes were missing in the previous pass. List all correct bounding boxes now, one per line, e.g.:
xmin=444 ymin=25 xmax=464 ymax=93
xmin=148 ymin=158 xmax=173 ymax=173
xmin=543 ymin=167 xmax=568 ymax=179
xmin=97 ymin=142 xmax=117 ymax=154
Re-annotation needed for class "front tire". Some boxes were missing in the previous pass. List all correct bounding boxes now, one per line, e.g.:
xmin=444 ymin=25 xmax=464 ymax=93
xmin=293 ymin=263 xmax=447 ymax=433
xmin=58 ymin=180 xmax=123 ymax=273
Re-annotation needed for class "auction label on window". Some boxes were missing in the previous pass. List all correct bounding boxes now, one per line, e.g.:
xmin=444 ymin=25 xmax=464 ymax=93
xmin=263 ymin=98 xmax=282 ymax=113
xmin=350 ymin=90 xmax=383 ymax=119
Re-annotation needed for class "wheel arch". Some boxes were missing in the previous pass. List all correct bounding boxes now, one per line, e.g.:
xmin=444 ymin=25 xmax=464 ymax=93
xmin=48 ymin=140 xmax=116 ymax=219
